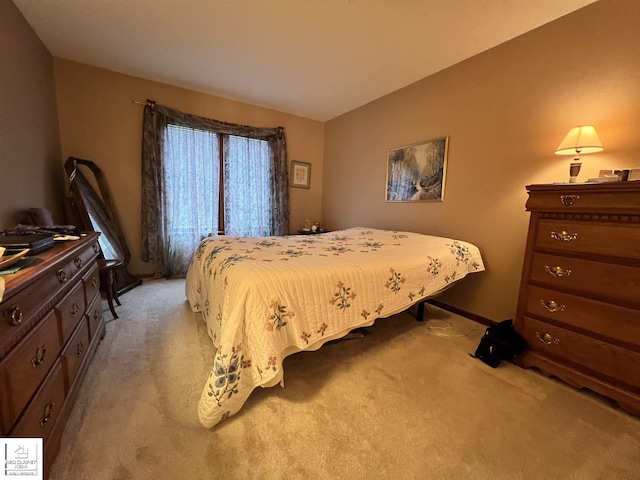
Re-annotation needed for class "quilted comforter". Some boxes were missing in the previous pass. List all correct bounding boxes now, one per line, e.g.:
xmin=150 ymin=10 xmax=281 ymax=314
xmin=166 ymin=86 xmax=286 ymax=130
xmin=185 ymin=227 xmax=484 ymax=428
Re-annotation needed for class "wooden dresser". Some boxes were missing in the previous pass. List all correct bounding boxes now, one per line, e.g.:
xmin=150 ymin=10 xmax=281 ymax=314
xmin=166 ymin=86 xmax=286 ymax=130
xmin=515 ymin=182 xmax=640 ymax=414
xmin=0 ymin=232 xmax=104 ymax=476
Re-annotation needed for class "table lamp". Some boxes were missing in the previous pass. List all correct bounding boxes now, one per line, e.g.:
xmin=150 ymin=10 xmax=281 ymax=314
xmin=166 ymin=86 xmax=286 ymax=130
xmin=555 ymin=125 xmax=604 ymax=183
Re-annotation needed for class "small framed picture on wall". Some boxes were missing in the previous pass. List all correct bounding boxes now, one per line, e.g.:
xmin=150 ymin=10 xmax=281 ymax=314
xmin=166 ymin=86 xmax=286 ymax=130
xmin=290 ymin=161 xmax=311 ymax=188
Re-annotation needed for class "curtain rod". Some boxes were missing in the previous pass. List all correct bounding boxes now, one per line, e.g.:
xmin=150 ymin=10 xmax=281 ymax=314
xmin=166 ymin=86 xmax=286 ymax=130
xmin=132 ymin=100 xmax=283 ymax=132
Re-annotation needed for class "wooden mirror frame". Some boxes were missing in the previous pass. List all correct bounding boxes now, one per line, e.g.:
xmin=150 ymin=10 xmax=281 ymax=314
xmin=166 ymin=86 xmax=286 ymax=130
xmin=64 ymin=157 xmax=141 ymax=295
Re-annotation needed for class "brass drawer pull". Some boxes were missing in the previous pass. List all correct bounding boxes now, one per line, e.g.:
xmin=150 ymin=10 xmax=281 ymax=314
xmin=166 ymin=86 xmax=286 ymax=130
xmin=71 ymin=302 xmax=80 ymax=317
xmin=40 ymin=402 xmax=56 ymax=427
xmin=74 ymin=257 xmax=83 ymax=269
xmin=91 ymin=276 xmax=99 ymax=289
xmin=536 ymin=331 xmax=560 ymax=345
xmin=56 ymin=269 xmax=67 ymax=283
xmin=540 ymin=299 xmax=565 ymax=313
xmin=550 ymin=230 xmax=578 ymax=242
xmin=4 ymin=304 xmax=23 ymax=326
xmin=560 ymin=195 xmax=579 ymax=206
xmin=544 ymin=265 xmax=572 ymax=277
xmin=32 ymin=345 xmax=47 ymax=368
xmin=93 ymin=243 xmax=100 ymax=254
xmin=77 ymin=341 xmax=85 ymax=356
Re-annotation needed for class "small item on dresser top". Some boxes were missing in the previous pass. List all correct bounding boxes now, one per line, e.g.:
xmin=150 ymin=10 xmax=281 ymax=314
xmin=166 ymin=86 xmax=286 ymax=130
xmin=0 ymin=249 xmax=30 ymax=272
xmin=0 ymin=257 xmax=35 ymax=275
xmin=23 ymin=207 xmax=55 ymax=227
xmin=628 ymin=168 xmax=640 ymax=181
xmin=7 ymin=224 xmax=82 ymax=239
xmin=0 ymin=233 xmax=55 ymax=255
xmin=621 ymin=168 xmax=640 ymax=181
xmin=587 ymin=175 xmax=622 ymax=183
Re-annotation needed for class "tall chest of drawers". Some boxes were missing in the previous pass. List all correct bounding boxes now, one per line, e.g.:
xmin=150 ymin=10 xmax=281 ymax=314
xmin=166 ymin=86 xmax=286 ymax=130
xmin=515 ymin=183 xmax=640 ymax=415
xmin=0 ymin=233 xmax=105 ymax=476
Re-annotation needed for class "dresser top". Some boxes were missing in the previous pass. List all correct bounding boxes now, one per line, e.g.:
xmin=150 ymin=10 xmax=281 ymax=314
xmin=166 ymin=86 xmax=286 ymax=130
xmin=1 ymin=232 xmax=99 ymax=300
xmin=525 ymin=181 xmax=640 ymax=214
xmin=527 ymin=181 xmax=640 ymax=193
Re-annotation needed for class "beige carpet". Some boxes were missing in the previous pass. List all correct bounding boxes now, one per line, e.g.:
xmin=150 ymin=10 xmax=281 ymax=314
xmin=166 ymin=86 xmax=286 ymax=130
xmin=50 ymin=279 xmax=640 ymax=480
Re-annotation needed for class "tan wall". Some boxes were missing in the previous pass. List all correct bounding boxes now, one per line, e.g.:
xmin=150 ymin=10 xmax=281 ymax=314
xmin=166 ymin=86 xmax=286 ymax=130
xmin=53 ymin=59 xmax=324 ymax=276
xmin=0 ymin=0 xmax=62 ymax=229
xmin=323 ymin=0 xmax=640 ymax=321
xmin=6 ymin=0 xmax=639 ymax=322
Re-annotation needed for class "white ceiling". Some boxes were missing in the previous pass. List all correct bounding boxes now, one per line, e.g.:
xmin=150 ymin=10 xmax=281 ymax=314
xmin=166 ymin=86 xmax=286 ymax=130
xmin=14 ymin=0 xmax=596 ymax=121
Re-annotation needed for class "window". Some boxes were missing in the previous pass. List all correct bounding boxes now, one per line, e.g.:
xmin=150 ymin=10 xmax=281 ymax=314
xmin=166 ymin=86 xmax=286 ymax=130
xmin=224 ymin=135 xmax=273 ymax=237
xmin=141 ymin=102 xmax=288 ymax=278
xmin=164 ymin=124 xmax=219 ymax=247
xmin=163 ymin=125 xmax=274 ymax=270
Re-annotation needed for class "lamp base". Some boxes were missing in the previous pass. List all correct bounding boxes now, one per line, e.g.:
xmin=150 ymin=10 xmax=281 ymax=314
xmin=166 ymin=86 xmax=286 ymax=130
xmin=569 ymin=161 xmax=582 ymax=183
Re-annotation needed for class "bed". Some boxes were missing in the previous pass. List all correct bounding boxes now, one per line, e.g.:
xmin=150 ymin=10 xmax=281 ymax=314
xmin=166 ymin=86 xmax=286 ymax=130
xmin=185 ymin=227 xmax=484 ymax=428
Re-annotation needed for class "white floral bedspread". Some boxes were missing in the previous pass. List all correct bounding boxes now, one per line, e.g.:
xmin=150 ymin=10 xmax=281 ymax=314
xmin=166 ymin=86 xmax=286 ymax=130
xmin=185 ymin=227 xmax=484 ymax=428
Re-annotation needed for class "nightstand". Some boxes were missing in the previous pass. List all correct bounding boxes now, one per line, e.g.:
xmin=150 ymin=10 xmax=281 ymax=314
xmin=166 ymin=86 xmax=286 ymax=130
xmin=297 ymin=229 xmax=329 ymax=235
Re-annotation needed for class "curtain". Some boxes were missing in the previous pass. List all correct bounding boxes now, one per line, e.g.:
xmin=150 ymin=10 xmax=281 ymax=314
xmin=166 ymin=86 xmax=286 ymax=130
xmin=224 ymin=135 xmax=273 ymax=236
xmin=141 ymin=101 xmax=289 ymax=278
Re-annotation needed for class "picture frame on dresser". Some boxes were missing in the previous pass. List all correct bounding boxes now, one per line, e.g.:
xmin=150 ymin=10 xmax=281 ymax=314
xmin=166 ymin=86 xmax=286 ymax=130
xmin=514 ymin=182 xmax=640 ymax=416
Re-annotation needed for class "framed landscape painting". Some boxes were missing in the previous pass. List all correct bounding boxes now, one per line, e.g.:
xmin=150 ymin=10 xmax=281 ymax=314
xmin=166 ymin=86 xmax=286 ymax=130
xmin=385 ymin=137 xmax=449 ymax=202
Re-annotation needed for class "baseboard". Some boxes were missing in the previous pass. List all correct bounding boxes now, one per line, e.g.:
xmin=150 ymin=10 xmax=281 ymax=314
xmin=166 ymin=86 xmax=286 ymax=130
xmin=425 ymin=299 xmax=494 ymax=327
xmin=135 ymin=273 xmax=156 ymax=279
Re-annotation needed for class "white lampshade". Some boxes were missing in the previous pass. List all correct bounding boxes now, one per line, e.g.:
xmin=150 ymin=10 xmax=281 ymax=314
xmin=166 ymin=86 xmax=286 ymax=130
xmin=555 ymin=125 xmax=604 ymax=156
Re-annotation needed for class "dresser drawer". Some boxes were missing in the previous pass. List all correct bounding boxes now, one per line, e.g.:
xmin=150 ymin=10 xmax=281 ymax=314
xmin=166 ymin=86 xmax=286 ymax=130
xmin=56 ymin=281 xmax=86 ymax=342
xmin=527 ymin=189 xmax=640 ymax=214
xmin=11 ymin=359 xmax=66 ymax=439
xmin=86 ymin=293 xmax=103 ymax=340
xmin=521 ymin=316 xmax=640 ymax=390
xmin=535 ymin=219 xmax=640 ymax=260
xmin=0 ymin=269 xmax=65 ymax=351
xmin=0 ymin=310 xmax=63 ymax=433
xmin=71 ymin=240 xmax=100 ymax=274
xmin=56 ymin=241 xmax=99 ymax=286
xmin=61 ymin=318 xmax=90 ymax=392
xmin=529 ymin=252 xmax=640 ymax=306
xmin=525 ymin=285 xmax=640 ymax=346
xmin=83 ymin=262 xmax=100 ymax=307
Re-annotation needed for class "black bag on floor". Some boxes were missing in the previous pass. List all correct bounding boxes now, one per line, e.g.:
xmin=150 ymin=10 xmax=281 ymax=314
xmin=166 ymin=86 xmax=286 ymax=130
xmin=471 ymin=319 xmax=527 ymax=368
